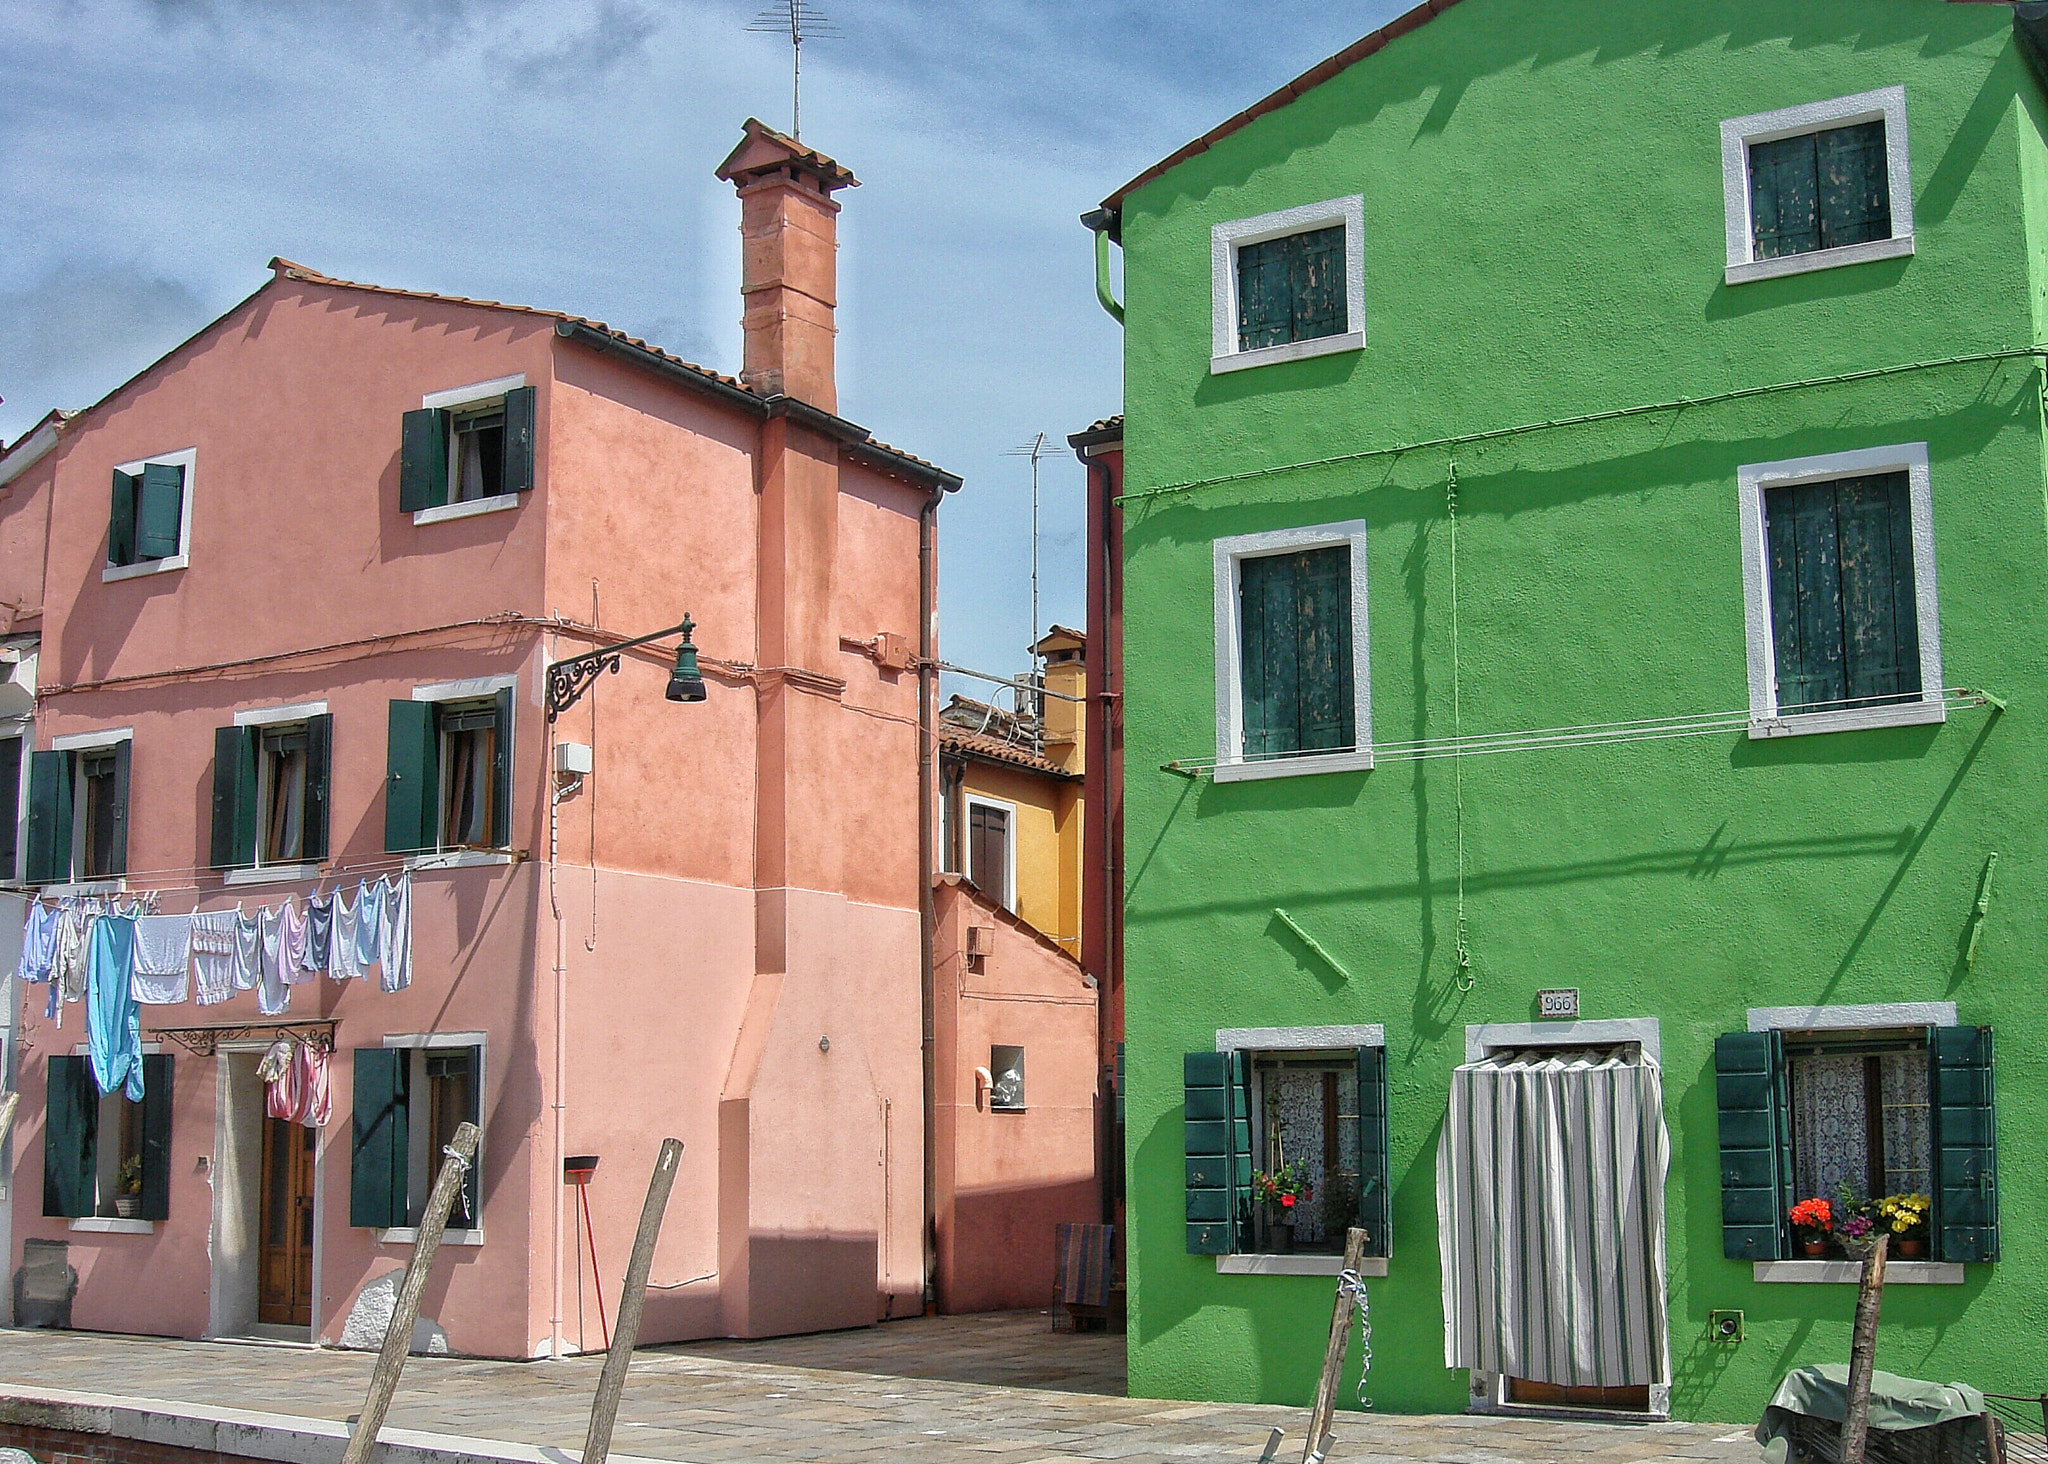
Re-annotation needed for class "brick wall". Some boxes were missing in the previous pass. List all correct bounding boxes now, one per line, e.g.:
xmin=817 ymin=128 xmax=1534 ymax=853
xmin=0 ymin=1421 xmax=261 ymax=1464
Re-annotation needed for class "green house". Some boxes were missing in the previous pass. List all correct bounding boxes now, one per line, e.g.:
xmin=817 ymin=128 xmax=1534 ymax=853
xmin=1089 ymin=0 xmax=2048 ymax=1425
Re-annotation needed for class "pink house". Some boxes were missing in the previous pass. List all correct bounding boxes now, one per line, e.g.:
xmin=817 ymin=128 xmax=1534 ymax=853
xmin=0 ymin=121 xmax=964 ymax=1358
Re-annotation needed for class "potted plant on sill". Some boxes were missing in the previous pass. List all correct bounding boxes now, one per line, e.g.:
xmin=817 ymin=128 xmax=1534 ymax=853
xmin=1789 ymin=1197 xmax=1834 ymax=1257
xmin=114 ymin=1156 xmax=143 ymax=1220
xmin=1835 ymin=1185 xmax=1878 ymax=1259
xmin=1875 ymin=1193 xmax=1932 ymax=1259
xmin=1252 ymin=1161 xmax=1312 ymax=1255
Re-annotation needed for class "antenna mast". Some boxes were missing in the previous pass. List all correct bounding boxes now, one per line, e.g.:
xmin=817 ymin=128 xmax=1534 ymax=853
xmin=1004 ymin=432 xmax=1054 ymax=742
xmin=748 ymin=0 xmax=839 ymax=140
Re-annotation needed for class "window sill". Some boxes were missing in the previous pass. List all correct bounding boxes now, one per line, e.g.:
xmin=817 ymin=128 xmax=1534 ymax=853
xmin=1213 ymin=748 xmax=1373 ymax=783
xmin=1748 ymin=698 xmax=1945 ymax=740
xmin=1217 ymin=1254 xmax=1388 ymax=1277
xmin=223 ymin=863 xmax=321 ymax=887
xmin=102 ymin=553 xmax=188 ymax=583
xmin=1725 ymin=234 xmax=1913 ymax=286
xmin=412 ymin=493 xmax=521 ymax=526
xmin=1210 ymin=331 xmax=1364 ymax=376
xmin=42 ymin=879 xmax=125 ymax=897
xmin=405 ymin=849 xmax=518 ymax=871
xmin=1754 ymin=1260 xmax=1963 ymax=1285
xmin=70 ymin=1217 xmax=154 ymax=1234
xmin=378 ymin=1227 xmax=484 ymax=1246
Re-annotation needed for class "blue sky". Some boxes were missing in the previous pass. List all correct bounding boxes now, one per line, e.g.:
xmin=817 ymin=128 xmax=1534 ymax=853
xmin=0 ymin=0 xmax=1404 ymax=687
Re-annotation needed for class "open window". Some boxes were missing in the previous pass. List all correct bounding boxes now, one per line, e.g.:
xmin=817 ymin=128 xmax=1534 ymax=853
xmin=26 ymin=733 xmax=131 ymax=886
xmin=42 ymin=1052 xmax=172 ymax=1222
xmin=350 ymin=1041 xmax=483 ymax=1236
xmin=212 ymin=709 xmax=332 ymax=872
xmin=963 ymin=793 xmax=1015 ymax=911
xmin=401 ymin=377 xmax=535 ymax=521
xmin=105 ymin=448 xmax=195 ymax=580
xmin=386 ymin=683 xmax=514 ymax=856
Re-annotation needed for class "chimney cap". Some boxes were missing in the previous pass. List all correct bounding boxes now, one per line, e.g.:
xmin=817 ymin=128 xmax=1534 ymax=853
xmin=716 ymin=117 xmax=860 ymax=193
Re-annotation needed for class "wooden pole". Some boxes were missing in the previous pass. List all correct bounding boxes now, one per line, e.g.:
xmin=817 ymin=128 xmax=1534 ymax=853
xmin=1839 ymin=1232 xmax=1889 ymax=1464
xmin=341 ymin=1120 xmax=480 ymax=1464
xmin=579 ymin=1138 xmax=683 ymax=1464
xmin=0 ymin=1091 xmax=19 ymax=1150
xmin=1300 ymin=1226 xmax=1370 ymax=1464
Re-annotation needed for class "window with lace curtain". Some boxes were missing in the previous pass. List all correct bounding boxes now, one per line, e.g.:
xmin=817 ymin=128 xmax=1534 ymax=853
xmin=1785 ymin=1030 xmax=1931 ymax=1204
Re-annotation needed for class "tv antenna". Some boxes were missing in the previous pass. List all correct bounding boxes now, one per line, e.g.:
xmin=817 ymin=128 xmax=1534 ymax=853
xmin=1003 ymin=431 xmax=1054 ymax=734
xmin=747 ymin=0 xmax=840 ymax=141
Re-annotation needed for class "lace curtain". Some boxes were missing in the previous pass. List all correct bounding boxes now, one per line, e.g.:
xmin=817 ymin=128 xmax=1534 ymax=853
xmin=1791 ymin=1049 xmax=1929 ymax=1201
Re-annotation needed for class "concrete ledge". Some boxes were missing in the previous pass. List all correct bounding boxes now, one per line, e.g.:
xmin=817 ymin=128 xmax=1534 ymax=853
xmin=1754 ymin=1260 xmax=1964 ymax=1285
xmin=1216 ymin=1254 xmax=1389 ymax=1277
xmin=0 ymin=1385 xmax=666 ymax=1464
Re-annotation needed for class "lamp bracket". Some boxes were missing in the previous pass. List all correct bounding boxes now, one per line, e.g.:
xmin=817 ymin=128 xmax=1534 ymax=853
xmin=544 ymin=616 xmax=694 ymax=723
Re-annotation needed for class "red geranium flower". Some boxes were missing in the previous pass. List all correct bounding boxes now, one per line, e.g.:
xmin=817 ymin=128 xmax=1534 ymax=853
xmin=1280 ymin=1194 xmax=1296 ymax=1208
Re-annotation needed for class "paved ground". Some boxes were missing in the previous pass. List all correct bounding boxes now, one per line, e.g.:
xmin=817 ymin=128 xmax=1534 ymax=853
xmin=0 ymin=1314 xmax=1758 ymax=1464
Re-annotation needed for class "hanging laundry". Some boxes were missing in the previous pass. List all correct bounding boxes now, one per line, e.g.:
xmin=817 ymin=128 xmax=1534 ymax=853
xmin=379 ymin=873 xmax=412 ymax=993
xmin=294 ymin=1042 xmax=333 ymax=1128
xmin=18 ymin=900 xmax=59 ymax=984
xmin=55 ymin=902 xmax=91 ymax=1003
xmin=232 ymin=912 xmax=262 ymax=991
xmin=257 ymin=905 xmax=290 ymax=1017
xmin=328 ymin=886 xmax=363 ymax=980
xmin=353 ymin=877 xmax=385 ymax=973
xmin=191 ymin=910 xmax=239 ymax=1006
xmin=282 ymin=897 xmax=318 ymax=985
xmin=305 ymin=893 xmax=333 ymax=974
xmin=130 ymin=913 xmax=193 ymax=1005
xmin=257 ymin=1035 xmax=294 ymax=1083
xmin=87 ymin=914 xmax=143 ymax=1100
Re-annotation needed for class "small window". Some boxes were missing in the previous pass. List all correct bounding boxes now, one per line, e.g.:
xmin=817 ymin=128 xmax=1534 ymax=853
xmin=964 ymin=796 xmax=1013 ymax=911
xmin=417 ymin=1047 xmax=480 ymax=1228
xmin=439 ymin=701 xmax=502 ymax=849
xmin=990 ymin=1045 xmax=1025 ymax=1111
xmin=1249 ymin=1052 xmax=1360 ymax=1256
xmin=76 ymin=748 xmax=123 ymax=881
xmin=1786 ymin=1030 xmax=1930 ymax=1205
xmin=1721 ymin=87 xmax=1913 ymax=285
xmin=1211 ymin=196 xmax=1364 ymax=374
xmin=449 ymin=402 xmax=507 ymax=504
xmin=105 ymin=449 xmax=194 ymax=577
xmin=385 ymin=687 xmax=513 ymax=856
xmin=27 ymin=738 xmax=130 ymax=885
xmin=400 ymin=382 xmax=535 ymax=515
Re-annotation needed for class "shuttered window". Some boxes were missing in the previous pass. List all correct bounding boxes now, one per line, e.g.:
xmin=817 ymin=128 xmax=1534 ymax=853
xmin=1236 ymin=226 xmax=1347 ymax=352
xmin=388 ymin=693 xmax=512 ymax=853
xmin=422 ymin=1047 xmax=482 ymax=1227
xmin=42 ymin=1052 xmax=172 ymax=1220
xmin=214 ymin=716 xmax=333 ymax=868
xmin=1750 ymin=120 xmax=1892 ymax=261
xmin=1239 ymin=547 xmax=1355 ymax=758
xmin=107 ymin=462 xmax=186 ymax=568
xmin=350 ymin=1048 xmax=411 ymax=1229
xmin=26 ymin=742 xmax=129 ymax=884
xmin=0 ymin=735 xmax=23 ymax=879
xmin=401 ymin=386 xmax=536 ymax=513
xmin=1764 ymin=472 xmax=1920 ymax=715
xmin=967 ymin=800 xmax=1011 ymax=909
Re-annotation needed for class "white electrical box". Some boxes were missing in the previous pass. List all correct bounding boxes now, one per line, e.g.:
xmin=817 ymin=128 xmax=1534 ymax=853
xmin=554 ymin=742 xmax=593 ymax=775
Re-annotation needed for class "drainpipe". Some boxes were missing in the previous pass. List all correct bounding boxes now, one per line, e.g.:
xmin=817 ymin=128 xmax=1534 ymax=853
xmin=918 ymin=485 xmax=941 ymax=1312
xmin=1082 ymin=208 xmax=1123 ymax=324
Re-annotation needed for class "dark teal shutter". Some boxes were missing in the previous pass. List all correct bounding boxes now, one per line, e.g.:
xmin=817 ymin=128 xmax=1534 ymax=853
xmin=490 ymin=686 xmax=514 ymax=848
xmin=42 ymin=1054 xmax=97 ymax=1218
xmin=1750 ymin=133 xmax=1821 ymax=260
xmin=1815 ymin=120 xmax=1891 ymax=248
xmin=1185 ymin=1050 xmax=1250 ymax=1254
xmin=350 ymin=1048 xmax=410 ymax=1229
xmin=1239 ymin=547 xmax=1353 ymax=759
xmin=1236 ymin=238 xmax=1293 ymax=352
xmin=502 ymin=386 xmax=536 ymax=494
xmin=25 ymin=749 xmax=72 ymax=884
xmin=400 ymin=408 xmax=449 ymax=512
xmin=1931 ymin=1025 xmax=1998 ymax=1263
xmin=1714 ymin=1031 xmax=1791 ymax=1260
xmin=1835 ymin=474 xmax=1919 ymax=706
xmin=105 ymin=739 xmax=131 ymax=877
xmin=138 ymin=1053 xmax=173 ymax=1222
xmin=385 ymin=700 xmax=438 ymax=853
xmin=210 ymin=726 xmax=258 ymax=869
xmin=1295 ymin=547 xmax=1355 ymax=751
xmin=109 ymin=470 xmax=138 ymax=567
xmin=1288 ymin=225 xmax=1346 ymax=342
xmin=136 ymin=462 xmax=184 ymax=560
xmin=1766 ymin=483 xmax=1847 ymax=713
xmin=303 ymin=712 xmax=333 ymax=861
xmin=1355 ymin=1045 xmax=1391 ymax=1258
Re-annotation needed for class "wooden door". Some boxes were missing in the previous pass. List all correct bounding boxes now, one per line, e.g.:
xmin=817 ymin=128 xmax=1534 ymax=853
xmin=258 ymin=1116 xmax=316 ymax=1326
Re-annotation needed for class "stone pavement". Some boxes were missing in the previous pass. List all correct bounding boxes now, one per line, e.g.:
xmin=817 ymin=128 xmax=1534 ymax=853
xmin=0 ymin=1313 xmax=1759 ymax=1464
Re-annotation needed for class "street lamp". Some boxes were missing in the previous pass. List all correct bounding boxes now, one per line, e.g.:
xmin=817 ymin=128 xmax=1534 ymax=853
xmin=545 ymin=615 xmax=706 ymax=723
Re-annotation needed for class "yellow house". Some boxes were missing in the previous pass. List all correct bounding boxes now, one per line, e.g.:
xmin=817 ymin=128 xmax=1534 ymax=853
xmin=939 ymin=627 xmax=1086 ymax=957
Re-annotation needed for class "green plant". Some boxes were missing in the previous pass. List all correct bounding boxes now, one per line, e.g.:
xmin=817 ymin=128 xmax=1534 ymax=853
xmin=117 ymin=1154 xmax=143 ymax=1196
xmin=1874 ymin=1193 xmax=1931 ymax=1239
xmin=1252 ymin=1160 xmax=1312 ymax=1215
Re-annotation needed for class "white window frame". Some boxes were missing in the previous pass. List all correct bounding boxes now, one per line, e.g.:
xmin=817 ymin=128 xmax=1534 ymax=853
xmin=103 ymin=446 xmax=196 ymax=582
xmin=1211 ymin=196 xmax=1366 ymax=374
xmin=415 ymin=374 xmax=525 ymax=526
xmin=1212 ymin=521 xmax=1372 ymax=782
xmin=221 ymin=700 xmax=329 ymax=884
xmin=46 ymin=727 xmax=131 ymax=894
xmin=960 ymin=791 xmax=1017 ymax=912
xmin=376 ymin=1031 xmax=487 ymax=1246
xmin=1721 ymin=86 xmax=1914 ymax=286
xmin=1737 ymin=443 xmax=1943 ymax=740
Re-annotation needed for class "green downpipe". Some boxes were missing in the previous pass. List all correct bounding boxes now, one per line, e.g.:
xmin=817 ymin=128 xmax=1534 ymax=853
xmin=1092 ymin=221 xmax=1124 ymax=324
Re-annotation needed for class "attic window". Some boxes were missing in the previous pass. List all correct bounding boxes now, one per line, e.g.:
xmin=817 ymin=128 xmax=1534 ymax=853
xmin=401 ymin=376 xmax=536 ymax=522
xmin=1211 ymin=196 xmax=1365 ymax=375
xmin=1721 ymin=86 xmax=1914 ymax=285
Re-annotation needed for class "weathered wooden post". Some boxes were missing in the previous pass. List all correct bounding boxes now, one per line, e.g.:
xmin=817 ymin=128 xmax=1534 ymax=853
xmin=1840 ymin=1232 xmax=1890 ymax=1464
xmin=1300 ymin=1226 xmax=1370 ymax=1464
xmin=580 ymin=1138 xmax=683 ymax=1464
xmin=341 ymin=1120 xmax=480 ymax=1464
xmin=0 ymin=1091 xmax=19 ymax=1149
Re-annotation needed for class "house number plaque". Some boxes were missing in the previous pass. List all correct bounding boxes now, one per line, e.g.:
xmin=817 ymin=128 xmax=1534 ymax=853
xmin=1537 ymin=988 xmax=1579 ymax=1020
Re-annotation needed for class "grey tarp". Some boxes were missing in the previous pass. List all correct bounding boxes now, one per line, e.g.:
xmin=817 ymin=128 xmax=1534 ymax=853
xmin=1757 ymin=1365 xmax=1992 ymax=1464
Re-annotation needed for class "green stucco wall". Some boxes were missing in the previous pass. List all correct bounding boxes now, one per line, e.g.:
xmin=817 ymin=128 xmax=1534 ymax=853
xmin=1114 ymin=0 xmax=2048 ymax=1426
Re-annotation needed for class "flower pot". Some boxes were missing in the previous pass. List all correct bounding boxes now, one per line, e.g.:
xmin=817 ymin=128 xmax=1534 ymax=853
xmin=1840 ymin=1235 xmax=1877 ymax=1261
xmin=1897 ymin=1236 xmax=1926 ymax=1259
xmin=1266 ymin=1215 xmax=1295 ymax=1254
xmin=1800 ymin=1238 xmax=1829 ymax=1258
xmin=113 ymin=1194 xmax=141 ymax=1220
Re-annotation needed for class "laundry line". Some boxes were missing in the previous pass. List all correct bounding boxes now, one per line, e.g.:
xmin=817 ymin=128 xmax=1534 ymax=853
xmin=26 ymin=847 xmax=520 ymax=906
xmin=1160 ymin=687 xmax=2001 ymax=778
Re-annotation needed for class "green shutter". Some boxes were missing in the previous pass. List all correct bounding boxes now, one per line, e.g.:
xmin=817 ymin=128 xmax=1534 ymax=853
xmin=1239 ymin=547 xmax=1353 ymax=759
xmin=1236 ymin=238 xmax=1293 ymax=352
xmin=1815 ymin=120 xmax=1891 ymax=249
xmin=1750 ymin=133 xmax=1821 ymax=259
xmin=1355 ymin=1045 xmax=1391 ymax=1258
xmin=42 ymin=1054 xmax=97 ymax=1219
xmin=350 ymin=1047 xmax=410 ymax=1229
xmin=502 ymin=385 xmax=536 ymax=494
xmin=1288 ymin=224 xmax=1346 ymax=342
xmin=138 ymin=1053 xmax=173 ymax=1222
xmin=1765 ymin=483 xmax=1847 ymax=713
xmin=136 ymin=462 xmax=184 ymax=560
xmin=1185 ymin=1050 xmax=1250 ymax=1255
xmin=303 ymin=713 xmax=333 ymax=861
xmin=210 ymin=726 xmax=258 ymax=869
xmin=385 ymin=700 xmax=438 ymax=853
xmin=490 ymin=686 xmax=514 ymax=848
xmin=105 ymin=739 xmax=131 ymax=877
xmin=400 ymin=407 xmax=449 ymax=512
xmin=1930 ymin=1025 xmax=1998 ymax=1263
xmin=1714 ymin=1031 xmax=1791 ymax=1261
xmin=25 ymin=749 xmax=72 ymax=884
xmin=1835 ymin=474 xmax=1919 ymax=705
xmin=1295 ymin=547 xmax=1354 ymax=752
xmin=109 ymin=469 xmax=138 ymax=567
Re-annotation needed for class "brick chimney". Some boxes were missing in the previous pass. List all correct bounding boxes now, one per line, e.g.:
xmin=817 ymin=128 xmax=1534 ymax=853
xmin=716 ymin=118 xmax=859 ymax=412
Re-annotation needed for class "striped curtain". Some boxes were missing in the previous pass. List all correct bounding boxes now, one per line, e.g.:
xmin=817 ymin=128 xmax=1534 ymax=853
xmin=1437 ymin=1047 xmax=1670 ymax=1388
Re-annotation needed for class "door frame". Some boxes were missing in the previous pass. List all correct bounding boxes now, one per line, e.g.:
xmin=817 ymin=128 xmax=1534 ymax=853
xmin=209 ymin=1043 xmax=324 ymax=1339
